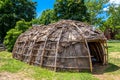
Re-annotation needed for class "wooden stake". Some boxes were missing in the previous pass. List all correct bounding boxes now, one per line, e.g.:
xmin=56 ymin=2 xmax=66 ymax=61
xmin=40 ymin=27 xmax=57 ymax=67
xmin=71 ymin=23 xmax=93 ymax=72
xmin=54 ymin=26 xmax=64 ymax=71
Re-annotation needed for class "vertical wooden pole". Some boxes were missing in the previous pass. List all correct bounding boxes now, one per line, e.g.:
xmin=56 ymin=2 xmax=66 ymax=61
xmin=40 ymin=27 xmax=57 ymax=67
xmin=19 ymin=40 xmax=28 ymax=61
xmin=100 ymin=43 xmax=106 ymax=65
xmin=105 ymin=41 xmax=108 ymax=64
xmin=28 ymin=32 xmax=40 ymax=64
xmin=54 ymin=27 xmax=64 ymax=71
xmin=40 ymin=37 xmax=48 ymax=66
xmin=100 ymin=40 xmax=108 ymax=65
xmin=84 ymin=39 xmax=93 ymax=72
xmin=28 ymin=40 xmax=37 ymax=64
xmin=71 ymin=23 xmax=93 ymax=72
xmin=12 ymin=36 xmax=21 ymax=54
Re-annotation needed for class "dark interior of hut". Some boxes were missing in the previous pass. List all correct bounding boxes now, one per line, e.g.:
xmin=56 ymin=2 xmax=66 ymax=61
xmin=88 ymin=42 xmax=104 ymax=66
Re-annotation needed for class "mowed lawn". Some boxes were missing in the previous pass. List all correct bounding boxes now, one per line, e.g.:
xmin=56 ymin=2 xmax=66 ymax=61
xmin=0 ymin=42 xmax=120 ymax=80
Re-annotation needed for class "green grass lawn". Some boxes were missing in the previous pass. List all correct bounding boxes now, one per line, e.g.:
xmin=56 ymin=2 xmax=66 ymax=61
xmin=0 ymin=42 xmax=120 ymax=80
xmin=0 ymin=51 xmax=98 ymax=80
xmin=106 ymin=42 xmax=120 ymax=74
xmin=108 ymin=41 xmax=120 ymax=52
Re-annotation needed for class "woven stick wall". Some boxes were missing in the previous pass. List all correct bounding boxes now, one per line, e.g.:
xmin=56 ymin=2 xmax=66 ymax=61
xmin=12 ymin=20 xmax=108 ymax=72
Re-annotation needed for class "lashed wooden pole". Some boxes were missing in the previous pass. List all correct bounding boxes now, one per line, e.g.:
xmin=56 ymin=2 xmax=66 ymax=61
xmin=104 ymin=40 xmax=108 ymax=64
xmin=54 ymin=26 xmax=64 ymax=71
xmin=28 ymin=32 xmax=39 ymax=64
xmin=40 ymin=27 xmax=57 ymax=67
xmin=71 ymin=23 xmax=93 ymax=72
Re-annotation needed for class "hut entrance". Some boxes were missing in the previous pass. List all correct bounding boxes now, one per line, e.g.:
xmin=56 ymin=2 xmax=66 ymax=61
xmin=88 ymin=42 xmax=104 ymax=66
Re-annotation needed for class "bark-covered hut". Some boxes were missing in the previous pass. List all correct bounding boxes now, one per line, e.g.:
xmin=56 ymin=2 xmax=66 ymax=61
xmin=12 ymin=20 xmax=108 ymax=72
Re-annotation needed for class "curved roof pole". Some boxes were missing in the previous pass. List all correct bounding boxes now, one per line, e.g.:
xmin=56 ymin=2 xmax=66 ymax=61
xmin=54 ymin=26 xmax=64 ymax=72
xmin=40 ymin=26 xmax=57 ymax=67
xmin=28 ymin=32 xmax=39 ymax=64
xmin=100 ymin=40 xmax=108 ymax=65
xmin=12 ymin=36 xmax=22 ymax=58
xmin=71 ymin=23 xmax=93 ymax=72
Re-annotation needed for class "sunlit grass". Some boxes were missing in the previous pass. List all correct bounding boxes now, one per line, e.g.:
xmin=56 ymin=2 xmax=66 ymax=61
xmin=0 ymin=51 xmax=98 ymax=80
xmin=105 ymin=41 xmax=120 ymax=75
xmin=107 ymin=41 xmax=120 ymax=52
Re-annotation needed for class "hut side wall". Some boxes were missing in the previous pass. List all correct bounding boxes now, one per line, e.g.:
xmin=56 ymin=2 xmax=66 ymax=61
xmin=57 ymin=42 xmax=90 ymax=68
xmin=13 ymin=41 xmax=90 ymax=71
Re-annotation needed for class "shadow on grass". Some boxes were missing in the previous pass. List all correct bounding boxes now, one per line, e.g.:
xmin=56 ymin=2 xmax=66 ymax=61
xmin=105 ymin=63 xmax=120 ymax=72
xmin=93 ymin=63 xmax=120 ymax=74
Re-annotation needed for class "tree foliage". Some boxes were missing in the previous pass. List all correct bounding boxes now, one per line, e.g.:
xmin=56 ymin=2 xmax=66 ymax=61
xmin=54 ymin=0 xmax=90 ymax=22
xmin=4 ymin=20 xmax=31 ymax=51
xmin=108 ymin=4 xmax=120 ymax=26
xmin=32 ymin=9 xmax=57 ymax=25
xmin=102 ymin=3 xmax=120 ymax=39
xmin=85 ymin=0 xmax=109 ymax=25
xmin=0 ymin=0 xmax=36 ymax=42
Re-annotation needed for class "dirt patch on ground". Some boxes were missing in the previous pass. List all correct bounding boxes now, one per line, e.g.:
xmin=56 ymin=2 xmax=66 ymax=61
xmin=94 ymin=74 xmax=120 ymax=80
xmin=109 ymin=52 xmax=120 ymax=58
xmin=0 ymin=72 xmax=34 ymax=80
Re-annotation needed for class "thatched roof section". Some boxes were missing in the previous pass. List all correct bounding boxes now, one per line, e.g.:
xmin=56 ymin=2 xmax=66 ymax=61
xmin=18 ymin=20 xmax=106 ymax=42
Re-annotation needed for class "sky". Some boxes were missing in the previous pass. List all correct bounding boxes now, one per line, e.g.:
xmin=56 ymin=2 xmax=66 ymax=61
xmin=110 ymin=0 xmax=120 ymax=4
xmin=32 ymin=0 xmax=120 ymax=18
xmin=32 ymin=0 xmax=55 ymax=17
xmin=103 ymin=0 xmax=120 ymax=11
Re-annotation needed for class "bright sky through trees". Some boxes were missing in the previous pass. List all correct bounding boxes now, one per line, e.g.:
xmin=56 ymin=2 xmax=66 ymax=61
xmin=33 ymin=0 xmax=120 ymax=17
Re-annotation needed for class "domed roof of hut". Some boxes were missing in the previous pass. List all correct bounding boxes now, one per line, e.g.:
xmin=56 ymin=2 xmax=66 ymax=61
xmin=17 ymin=20 xmax=106 ymax=42
xmin=13 ymin=20 xmax=107 ymax=72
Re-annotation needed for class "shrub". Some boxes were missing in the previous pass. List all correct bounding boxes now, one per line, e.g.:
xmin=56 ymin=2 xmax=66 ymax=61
xmin=115 ymin=34 xmax=120 ymax=40
xmin=4 ymin=20 xmax=31 ymax=52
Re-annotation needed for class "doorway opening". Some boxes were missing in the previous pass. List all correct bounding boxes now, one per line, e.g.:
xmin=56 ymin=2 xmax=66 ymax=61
xmin=88 ymin=42 xmax=104 ymax=66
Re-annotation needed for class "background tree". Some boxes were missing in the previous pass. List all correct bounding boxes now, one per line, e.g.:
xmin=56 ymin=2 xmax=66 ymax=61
xmin=4 ymin=20 xmax=31 ymax=51
xmin=85 ymin=0 xmax=109 ymax=25
xmin=54 ymin=0 xmax=90 ymax=22
xmin=0 ymin=0 xmax=36 ymax=42
xmin=102 ymin=3 xmax=120 ymax=39
xmin=32 ymin=9 xmax=57 ymax=25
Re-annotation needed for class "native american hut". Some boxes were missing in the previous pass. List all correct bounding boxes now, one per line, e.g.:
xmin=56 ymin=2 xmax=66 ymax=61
xmin=12 ymin=20 xmax=108 ymax=72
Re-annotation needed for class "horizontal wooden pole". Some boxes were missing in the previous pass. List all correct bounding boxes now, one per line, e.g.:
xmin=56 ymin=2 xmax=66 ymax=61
xmin=43 ymin=64 xmax=90 ymax=69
